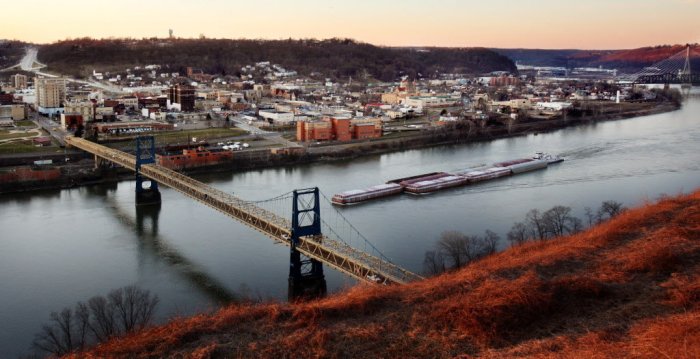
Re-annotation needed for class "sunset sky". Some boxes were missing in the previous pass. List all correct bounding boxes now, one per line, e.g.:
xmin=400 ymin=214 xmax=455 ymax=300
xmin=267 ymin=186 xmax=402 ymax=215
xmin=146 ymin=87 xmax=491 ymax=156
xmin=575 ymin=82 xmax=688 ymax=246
xmin=4 ymin=0 xmax=699 ymax=49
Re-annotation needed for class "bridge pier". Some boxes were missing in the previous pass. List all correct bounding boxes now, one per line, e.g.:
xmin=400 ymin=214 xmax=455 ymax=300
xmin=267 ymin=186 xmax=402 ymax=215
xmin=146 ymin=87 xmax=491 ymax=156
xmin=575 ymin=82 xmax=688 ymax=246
xmin=288 ymin=187 xmax=327 ymax=300
xmin=135 ymin=136 xmax=161 ymax=206
xmin=135 ymin=174 xmax=161 ymax=205
xmin=288 ymin=248 xmax=327 ymax=300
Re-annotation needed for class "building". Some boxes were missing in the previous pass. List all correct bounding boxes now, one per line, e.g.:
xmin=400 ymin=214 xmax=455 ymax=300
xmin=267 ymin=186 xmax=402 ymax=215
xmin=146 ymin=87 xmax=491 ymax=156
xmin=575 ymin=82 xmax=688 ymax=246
xmin=168 ymin=84 xmax=195 ymax=112
xmin=60 ymin=113 xmax=84 ymax=130
xmin=0 ymin=93 xmax=14 ymax=105
xmin=35 ymin=77 xmax=66 ymax=114
xmin=258 ymin=110 xmax=294 ymax=125
xmin=489 ymin=74 xmax=521 ymax=87
xmin=296 ymin=116 xmax=382 ymax=142
xmin=0 ymin=104 xmax=26 ymax=121
xmin=11 ymin=74 xmax=28 ymax=90
xmin=117 ymin=96 xmax=138 ymax=110
xmin=404 ymin=94 xmax=461 ymax=110
xmin=297 ymin=120 xmax=332 ymax=142
xmin=64 ymin=100 xmax=94 ymax=121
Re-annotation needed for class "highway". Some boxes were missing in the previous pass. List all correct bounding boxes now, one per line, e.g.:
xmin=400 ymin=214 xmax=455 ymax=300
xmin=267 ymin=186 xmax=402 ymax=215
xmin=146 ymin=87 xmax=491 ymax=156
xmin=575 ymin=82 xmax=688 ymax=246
xmin=4 ymin=47 xmax=126 ymax=94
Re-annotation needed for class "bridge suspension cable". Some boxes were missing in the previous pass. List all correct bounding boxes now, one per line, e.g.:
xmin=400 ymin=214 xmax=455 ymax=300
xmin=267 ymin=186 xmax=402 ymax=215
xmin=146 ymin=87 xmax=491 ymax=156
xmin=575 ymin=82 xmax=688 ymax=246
xmin=621 ymin=46 xmax=698 ymax=84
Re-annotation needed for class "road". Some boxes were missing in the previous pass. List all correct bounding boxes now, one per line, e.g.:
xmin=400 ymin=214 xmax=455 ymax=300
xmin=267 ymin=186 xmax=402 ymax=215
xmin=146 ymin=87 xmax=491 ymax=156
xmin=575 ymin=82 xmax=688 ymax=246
xmin=5 ymin=47 xmax=125 ymax=94
xmin=34 ymin=113 xmax=68 ymax=146
xmin=19 ymin=47 xmax=45 ymax=71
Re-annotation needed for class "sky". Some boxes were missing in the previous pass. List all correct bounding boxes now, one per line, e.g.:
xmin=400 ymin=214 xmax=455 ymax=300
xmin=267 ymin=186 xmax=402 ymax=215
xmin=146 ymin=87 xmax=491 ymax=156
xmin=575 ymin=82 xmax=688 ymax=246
xmin=3 ymin=0 xmax=699 ymax=49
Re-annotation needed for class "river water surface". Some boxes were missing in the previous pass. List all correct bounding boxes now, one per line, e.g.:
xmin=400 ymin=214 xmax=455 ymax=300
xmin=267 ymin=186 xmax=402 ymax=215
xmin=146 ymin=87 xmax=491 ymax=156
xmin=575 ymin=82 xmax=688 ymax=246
xmin=2 ymin=93 xmax=699 ymax=357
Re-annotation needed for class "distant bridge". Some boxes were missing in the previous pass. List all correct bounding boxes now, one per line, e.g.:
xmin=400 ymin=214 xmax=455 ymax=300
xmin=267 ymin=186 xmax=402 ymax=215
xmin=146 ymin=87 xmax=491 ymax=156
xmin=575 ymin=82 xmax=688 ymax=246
xmin=66 ymin=136 xmax=422 ymax=289
xmin=621 ymin=46 xmax=700 ymax=85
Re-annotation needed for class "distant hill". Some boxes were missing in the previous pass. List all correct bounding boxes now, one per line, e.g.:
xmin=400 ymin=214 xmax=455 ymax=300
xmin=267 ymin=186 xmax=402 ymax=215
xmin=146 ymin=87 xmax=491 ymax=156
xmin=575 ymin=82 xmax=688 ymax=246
xmin=76 ymin=189 xmax=700 ymax=358
xmin=36 ymin=38 xmax=517 ymax=81
xmin=495 ymin=44 xmax=700 ymax=73
xmin=0 ymin=40 xmax=27 ymax=70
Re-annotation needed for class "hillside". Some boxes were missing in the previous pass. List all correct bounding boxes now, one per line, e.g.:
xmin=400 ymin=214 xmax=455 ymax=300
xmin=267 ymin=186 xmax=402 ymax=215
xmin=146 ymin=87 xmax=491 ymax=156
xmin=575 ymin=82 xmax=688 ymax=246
xmin=36 ymin=38 xmax=517 ymax=81
xmin=495 ymin=44 xmax=700 ymax=73
xmin=0 ymin=40 xmax=27 ymax=70
xmin=72 ymin=189 xmax=700 ymax=358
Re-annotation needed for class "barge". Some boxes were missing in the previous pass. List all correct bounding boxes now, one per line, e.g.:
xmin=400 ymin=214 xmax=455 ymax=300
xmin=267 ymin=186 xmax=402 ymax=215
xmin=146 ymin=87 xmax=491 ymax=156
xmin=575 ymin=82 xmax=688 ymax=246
xmin=457 ymin=166 xmax=512 ymax=183
xmin=331 ymin=183 xmax=404 ymax=205
xmin=404 ymin=175 xmax=468 ymax=194
xmin=387 ymin=172 xmax=443 ymax=185
xmin=333 ymin=152 xmax=564 ymax=205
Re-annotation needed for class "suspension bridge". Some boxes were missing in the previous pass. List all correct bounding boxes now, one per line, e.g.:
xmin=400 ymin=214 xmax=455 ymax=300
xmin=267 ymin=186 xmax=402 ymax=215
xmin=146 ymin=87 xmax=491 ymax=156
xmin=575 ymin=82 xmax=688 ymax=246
xmin=66 ymin=136 xmax=423 ymax=293
xmin=620 ymin=46 xmax=699 ymax=85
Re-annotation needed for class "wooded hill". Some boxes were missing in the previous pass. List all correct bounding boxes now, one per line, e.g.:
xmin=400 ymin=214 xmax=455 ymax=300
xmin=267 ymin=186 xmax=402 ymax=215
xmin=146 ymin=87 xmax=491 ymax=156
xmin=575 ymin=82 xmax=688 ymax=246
xmin=36 ymin=38 xmax=517 ymax=81
xmin=495 ymin=44 xmax=700 ymax=73
xmin=0 ymin=40 xmax=27 ymax=70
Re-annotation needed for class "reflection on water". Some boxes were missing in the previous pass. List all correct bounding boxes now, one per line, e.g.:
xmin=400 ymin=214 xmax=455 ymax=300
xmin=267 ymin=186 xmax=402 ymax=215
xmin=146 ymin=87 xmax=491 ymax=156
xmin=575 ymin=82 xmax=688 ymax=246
xmin=0 ymin=187 xmax=62 ymax=205
xmin=109 ymin=200 xmax=239 ymax=304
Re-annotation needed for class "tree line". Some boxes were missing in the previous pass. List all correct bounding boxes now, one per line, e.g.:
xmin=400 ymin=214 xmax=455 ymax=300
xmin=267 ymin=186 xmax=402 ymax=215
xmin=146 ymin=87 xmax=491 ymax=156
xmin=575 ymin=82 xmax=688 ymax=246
xmin=37 ymin=38 xmax=517 ymax=81
xmin=32 ymin=286 xmax=159 ymax=356
xmin=424 ymin=200 xmax=626 ymax=275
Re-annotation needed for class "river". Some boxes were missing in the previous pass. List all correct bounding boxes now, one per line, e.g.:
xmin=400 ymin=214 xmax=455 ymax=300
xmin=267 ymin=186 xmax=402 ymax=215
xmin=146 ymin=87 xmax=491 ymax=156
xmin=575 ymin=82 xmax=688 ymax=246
xmin=1 ymin=91 xmax=699 ymax=357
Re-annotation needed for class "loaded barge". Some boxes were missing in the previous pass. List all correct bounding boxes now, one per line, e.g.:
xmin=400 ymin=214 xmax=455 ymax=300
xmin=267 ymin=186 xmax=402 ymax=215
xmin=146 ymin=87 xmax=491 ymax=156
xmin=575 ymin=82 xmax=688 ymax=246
xmin=331 ymin=183 xmax=404 ymax=205
xmin=331 ymin=152 xmax=563 ymax=205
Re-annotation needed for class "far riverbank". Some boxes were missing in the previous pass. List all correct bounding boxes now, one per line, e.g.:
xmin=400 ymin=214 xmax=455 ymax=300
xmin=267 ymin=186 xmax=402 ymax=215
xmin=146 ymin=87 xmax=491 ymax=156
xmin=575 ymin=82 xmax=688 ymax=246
xmin=0 ymin=100 xmax=680 ymax=195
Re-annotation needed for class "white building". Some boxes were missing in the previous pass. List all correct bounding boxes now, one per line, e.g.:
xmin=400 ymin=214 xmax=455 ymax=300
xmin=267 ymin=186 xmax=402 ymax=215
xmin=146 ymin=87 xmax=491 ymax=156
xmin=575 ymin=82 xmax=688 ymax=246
xmin=536 ymin=102 xmax=572 ymax=111
xmin=258 ymin=110 xmax=294 ymax=124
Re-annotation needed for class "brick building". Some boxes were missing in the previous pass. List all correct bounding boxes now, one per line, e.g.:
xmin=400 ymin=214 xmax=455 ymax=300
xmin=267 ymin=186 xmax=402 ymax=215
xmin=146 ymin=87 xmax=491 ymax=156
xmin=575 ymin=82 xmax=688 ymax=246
xmin=296 ymin=117 xmax=382 ymax=142
xmin=168 ymin=84 xmax=195 ymax=112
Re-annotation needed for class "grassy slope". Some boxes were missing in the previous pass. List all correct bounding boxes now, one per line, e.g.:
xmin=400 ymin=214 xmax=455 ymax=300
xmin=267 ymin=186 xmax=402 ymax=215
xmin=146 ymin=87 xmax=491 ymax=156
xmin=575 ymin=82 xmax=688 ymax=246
xmin=74 ymin=190 xmax=700 ymax=358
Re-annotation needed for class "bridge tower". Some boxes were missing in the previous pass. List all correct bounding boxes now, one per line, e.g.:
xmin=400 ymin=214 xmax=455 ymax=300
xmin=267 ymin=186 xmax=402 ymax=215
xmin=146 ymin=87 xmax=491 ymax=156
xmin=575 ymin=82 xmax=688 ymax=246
xmin=681 ymin=46 xmax=692 ymax=88
xmin=135 ymin=136 xmax=161 ymax=205
xmin=288 ymin=187 xmax=327 ymax=300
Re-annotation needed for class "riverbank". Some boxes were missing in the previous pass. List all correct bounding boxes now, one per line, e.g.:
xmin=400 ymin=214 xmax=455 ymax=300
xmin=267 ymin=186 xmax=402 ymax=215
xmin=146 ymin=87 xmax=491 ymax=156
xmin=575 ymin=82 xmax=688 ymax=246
xmin=0 ymin=101 xmax=680 ymax=194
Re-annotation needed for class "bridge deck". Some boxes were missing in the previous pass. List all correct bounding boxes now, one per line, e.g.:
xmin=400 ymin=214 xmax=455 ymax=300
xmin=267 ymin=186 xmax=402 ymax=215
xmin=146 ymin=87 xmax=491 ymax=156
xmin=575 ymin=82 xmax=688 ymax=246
xmin=67 ymin=137 xmax=422 ymax=285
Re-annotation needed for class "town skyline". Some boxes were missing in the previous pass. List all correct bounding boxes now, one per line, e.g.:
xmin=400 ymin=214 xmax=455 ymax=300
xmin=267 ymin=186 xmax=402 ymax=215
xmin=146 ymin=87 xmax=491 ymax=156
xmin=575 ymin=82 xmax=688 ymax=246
xmin=4 ymin=0 xmax=699 ymax=49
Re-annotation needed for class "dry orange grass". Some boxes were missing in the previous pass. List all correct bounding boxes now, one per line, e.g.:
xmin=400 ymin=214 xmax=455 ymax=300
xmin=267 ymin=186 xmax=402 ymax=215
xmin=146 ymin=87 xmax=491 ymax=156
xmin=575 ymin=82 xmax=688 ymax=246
xmin=71 ymin=190 xmax=700 ymax=358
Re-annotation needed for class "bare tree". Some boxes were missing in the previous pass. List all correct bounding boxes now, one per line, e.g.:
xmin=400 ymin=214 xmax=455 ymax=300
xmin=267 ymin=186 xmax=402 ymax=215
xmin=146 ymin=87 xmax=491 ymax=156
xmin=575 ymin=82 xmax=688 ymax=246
xmin=33 ymin=286 xmax=159 ymax=356
xmin=482 ymin=230 xmax=499 ymax=256
xmin=86 ymin=296 xmax=117 ymax=342
xmin=584 ymin=206 xmax=598 ymax=226
xmin=507 ymin=221 xmax=530 ymax=246
xmin=434 ymin=230 xmax=499 ymax=271
xmin=525 ymin=209 xmax=549 ymax=240
xmin=598 ymin=200 xmax=626 ymax=222
xmin=423 ymin=250 xmax=446 ymax=276
xmin=569 ymin=216 xmax=584 ymax=234
xmin=109 ymin=286 xmax=159 ymax=333
xmin=437 ymin=231 xmax=469 ymax=269
xmin=32 ymin=308 xmax=86 ymax=356
xmin=542 ymin=206 xmax=583 ymax=237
